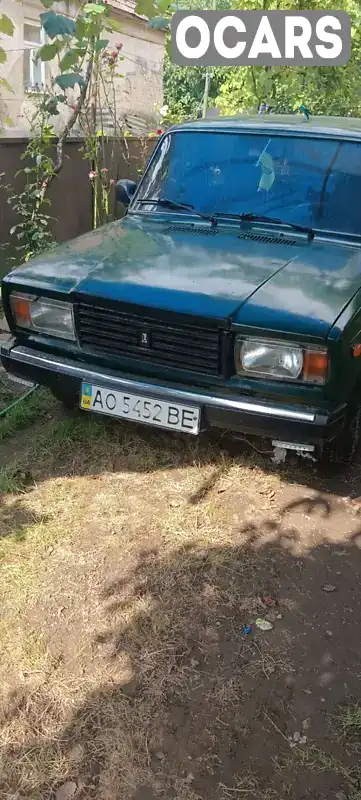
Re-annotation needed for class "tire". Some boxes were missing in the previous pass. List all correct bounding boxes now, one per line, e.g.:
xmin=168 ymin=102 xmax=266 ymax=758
xmin=323 ymin=400 xmax=361 ymax=465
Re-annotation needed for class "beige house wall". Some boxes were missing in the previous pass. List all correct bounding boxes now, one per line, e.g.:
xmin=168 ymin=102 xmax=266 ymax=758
xmin=0 ymin=0 xmax=165 ymax=135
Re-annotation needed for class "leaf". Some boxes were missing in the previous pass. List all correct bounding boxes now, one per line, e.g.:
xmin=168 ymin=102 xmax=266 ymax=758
xmin=54 ymin=72 xmax=84 ymax=89
xmin=105 ymin=18 xmax=122 ymax=33
xmin=75 ymin=18 xmax=87 ymax=40
xmin=0 ymin=48 xmax=7 ymax=64
xmin=4 ymin=115 xmax=13 ymax=126
xmin=0 ymin=77 xmax=13 ymax=93
xmin=40 ymin=11 xmax=76 ymax=39
xmin=148 ymin=17 xmax=169 ymax=29
xmin=95 ymin=38 xmax=109 ymax=52
xmin=136 ymin=0 xmax=157 ymax=18
xmin=157 ymin=0 xmax=172 ymax=12
xmin=83 ymin=3 xmax=106 ymax=14
xmin=40 ymin=0 xmax=54 ymax=7
xmin=0 ymin=14 xmax=15 ymax=37
xmin=38 ymin=42 xmax=59 ymax=61
xmin=44 ymin=98 xmax=60 ymax=115
xmin=59 ymin=49 xmax=79 ymax=70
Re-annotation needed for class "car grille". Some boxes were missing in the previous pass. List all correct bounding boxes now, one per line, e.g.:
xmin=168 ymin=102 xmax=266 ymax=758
xmin=75 ymin=302 xmax=223 ymax=376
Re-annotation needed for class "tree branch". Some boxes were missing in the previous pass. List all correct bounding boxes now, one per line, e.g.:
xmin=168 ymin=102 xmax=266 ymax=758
xmin=40 ymin=54 xmax=94 ymax=200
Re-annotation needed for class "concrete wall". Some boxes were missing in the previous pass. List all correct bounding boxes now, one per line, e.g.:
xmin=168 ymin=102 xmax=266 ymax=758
xmin=0 ymin=0 xmax=165 ymax=136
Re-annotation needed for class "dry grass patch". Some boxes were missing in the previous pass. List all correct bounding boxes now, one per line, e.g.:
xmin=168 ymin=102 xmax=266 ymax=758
xmin=1 ymin=403 xmax=361 ymax=798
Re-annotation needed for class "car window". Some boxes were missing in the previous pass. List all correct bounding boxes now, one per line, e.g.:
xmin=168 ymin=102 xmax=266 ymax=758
xmin=133 ymin=131 xmax=361 ymax=236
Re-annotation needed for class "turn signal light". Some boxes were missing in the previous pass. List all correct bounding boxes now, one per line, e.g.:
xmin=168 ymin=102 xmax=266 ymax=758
xmin=352 ymin=343 xmax=361 ymax=358
xmin=10 ymin=293 xmax=33 ymax=327
xmin=303 ymin=349 xmax=328 ymax=383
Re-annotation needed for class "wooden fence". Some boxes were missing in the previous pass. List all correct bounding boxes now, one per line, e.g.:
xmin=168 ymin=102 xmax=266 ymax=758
xmin=0 ymin=135 xmax=158 ymax=276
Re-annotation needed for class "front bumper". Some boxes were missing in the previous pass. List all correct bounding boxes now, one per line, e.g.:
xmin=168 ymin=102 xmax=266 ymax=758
xmin=1 ymin=341 xmax=346 ymax=446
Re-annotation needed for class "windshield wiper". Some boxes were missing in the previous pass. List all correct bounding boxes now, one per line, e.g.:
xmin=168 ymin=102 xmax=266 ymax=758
xmin=236 ymin=212 xmax=315 ymax=239
xmin=137 ymin=197 xmax=217 ymax=224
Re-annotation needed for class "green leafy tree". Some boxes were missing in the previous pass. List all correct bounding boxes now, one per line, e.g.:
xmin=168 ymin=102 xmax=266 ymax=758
xmin=136 ymin=0 xmax=231 ymax=121
xmin=215 ymin=0 xmax=361 ymax=117
xmin=163 ymin=57 xmax=225 ymax=121
xmin=35 ymin=0 xmax=123 ymax=193
xmin=137 ymin=0 xmax=361 ymax=121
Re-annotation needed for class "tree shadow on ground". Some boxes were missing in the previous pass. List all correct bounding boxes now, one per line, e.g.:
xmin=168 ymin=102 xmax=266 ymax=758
xmin=2 ymin=503 xmax=361 ymax=800
xmin=2 ymin=408 xmax=361 ymax=506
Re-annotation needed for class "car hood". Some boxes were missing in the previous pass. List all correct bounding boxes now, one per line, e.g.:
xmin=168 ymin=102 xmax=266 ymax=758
xmin=6 ymin=215 xmax=361 ymax=339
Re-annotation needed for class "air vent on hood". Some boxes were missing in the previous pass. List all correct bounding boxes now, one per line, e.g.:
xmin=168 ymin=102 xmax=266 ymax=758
xmin=165 ymin=224 xmax=217 ymax=236
xmin=238 ymin=232 xmax=296 ymax=246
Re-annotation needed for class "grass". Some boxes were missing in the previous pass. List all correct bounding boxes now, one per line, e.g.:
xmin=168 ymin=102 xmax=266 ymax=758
xmin=296 ymin=743 xmax=361 ymax=800
xmin=339 ymin=705 xmax=361 ymax=740
xmin=0 ymin=385 xmax=55 ymax=440
xmin=0 ymin=466 xmax=24 ymax=495
xmin=219 ymin=777 xmax=281 ymax=799
xmin=1 ymin=367 xmax=361 ymax=799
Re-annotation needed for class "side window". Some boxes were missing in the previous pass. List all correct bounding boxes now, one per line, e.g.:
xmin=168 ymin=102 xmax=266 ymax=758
xmin=138 ymin=135 xmax=172 ymax=200
xmin=320 ymin=143 xmax=361 ymax=232
xmin=23 ymin=23 xmax=45 ymax=92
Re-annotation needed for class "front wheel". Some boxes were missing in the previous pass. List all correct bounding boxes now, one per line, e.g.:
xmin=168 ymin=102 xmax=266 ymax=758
xmin=322 ymin=401 xmax=361 ymax=465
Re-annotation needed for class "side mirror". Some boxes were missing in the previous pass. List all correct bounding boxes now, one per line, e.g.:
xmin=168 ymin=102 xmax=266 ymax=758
xmin=115 ymin=179 xmax=137 ymax=206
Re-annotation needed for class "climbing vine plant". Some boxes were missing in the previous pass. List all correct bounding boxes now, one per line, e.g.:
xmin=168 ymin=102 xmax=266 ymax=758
xmin=5 ymin=0 xmax=124 ymax=259
xmin=0 ymin=11 xmax=15 ymax=131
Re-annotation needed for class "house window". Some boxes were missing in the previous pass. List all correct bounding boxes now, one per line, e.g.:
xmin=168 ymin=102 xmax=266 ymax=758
xmin=23 ymin=23 xmax=45 ymax=91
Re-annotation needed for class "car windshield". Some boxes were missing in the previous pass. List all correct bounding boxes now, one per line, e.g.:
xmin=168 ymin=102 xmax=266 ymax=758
xmin=133 ymin=130 xmax=361 ymax=237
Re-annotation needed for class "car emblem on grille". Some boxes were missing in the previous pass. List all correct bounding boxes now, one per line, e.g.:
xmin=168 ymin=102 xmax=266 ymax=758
xmin=139 ymin=329 xmax=151 ymax=348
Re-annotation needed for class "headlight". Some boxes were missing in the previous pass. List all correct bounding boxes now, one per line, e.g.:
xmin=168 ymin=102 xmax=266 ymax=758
xmin=236 ymin=338 xmax=328 ymax=383
xmin=10 ymin=292 xmax=75 ymax=341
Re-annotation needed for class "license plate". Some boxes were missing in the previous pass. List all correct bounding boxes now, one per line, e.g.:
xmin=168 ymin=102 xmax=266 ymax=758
xmin=80 ymin=383 xmax=200 ymax=435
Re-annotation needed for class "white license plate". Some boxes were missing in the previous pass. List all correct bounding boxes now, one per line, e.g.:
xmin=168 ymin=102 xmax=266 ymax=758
xmin=80 ymin=382 xmax=201 ymax=434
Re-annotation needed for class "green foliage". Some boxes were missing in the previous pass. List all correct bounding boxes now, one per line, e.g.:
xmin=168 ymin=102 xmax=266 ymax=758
xmin=95 ymin=38 xmax=109 ymax=52
xmin=40 ymin=10 xmax=76 ymax=39
xmin=136 ymin=0 xmax=158 ymax=19
xmin=135 ymin=0 xmax=231 ymax=121
xmin=6 ymin=121 xmax=56 ymax=261
xmin=5 ymin=0 xmax=126 ymax=253
xmin=142 ymin=0 xmax=361 ymax=123
xmin=0 ymin=78 xmax=13 ymax=93
xmin=38 ymin=42 xmax=61 ymax=62
xmin=0 ymin=14 xmax=15 ymax=37
xmin=54 ymin=72 xmax=84 ymax=90
xmin=148 ymin=17 xmax=169 ymax=30
xmin=104 ymin=17 xmax=123 ymax=33
xmin=83 ymin=3 xmax=108 ymax=14
xmin=216 ymin=61 xmax=361 ymax=118
xmin=58 ymin=48 xmax=79 ymax=70
xmin=164 ymin=54 xmax=225 ymax=120
xmin=214 ymin=0 xmax=361 ymax=118
xmin=0 ymin=11 xmax=14 ymax=133
xmin=35 ymin=0 xmax=123 ymax=106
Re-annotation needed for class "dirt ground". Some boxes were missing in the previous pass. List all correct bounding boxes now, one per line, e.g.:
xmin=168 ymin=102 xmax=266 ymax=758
xmin=1 ymin=374 xmax=361 ymax=800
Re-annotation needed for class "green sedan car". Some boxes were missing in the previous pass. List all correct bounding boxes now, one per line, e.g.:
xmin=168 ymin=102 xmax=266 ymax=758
xmin=2 ymin=114 xmax=361 ymax=464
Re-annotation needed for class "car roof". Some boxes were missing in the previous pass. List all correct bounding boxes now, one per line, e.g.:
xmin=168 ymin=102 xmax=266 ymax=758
xmin=169 ymin=114 xmax=361 ymax=141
